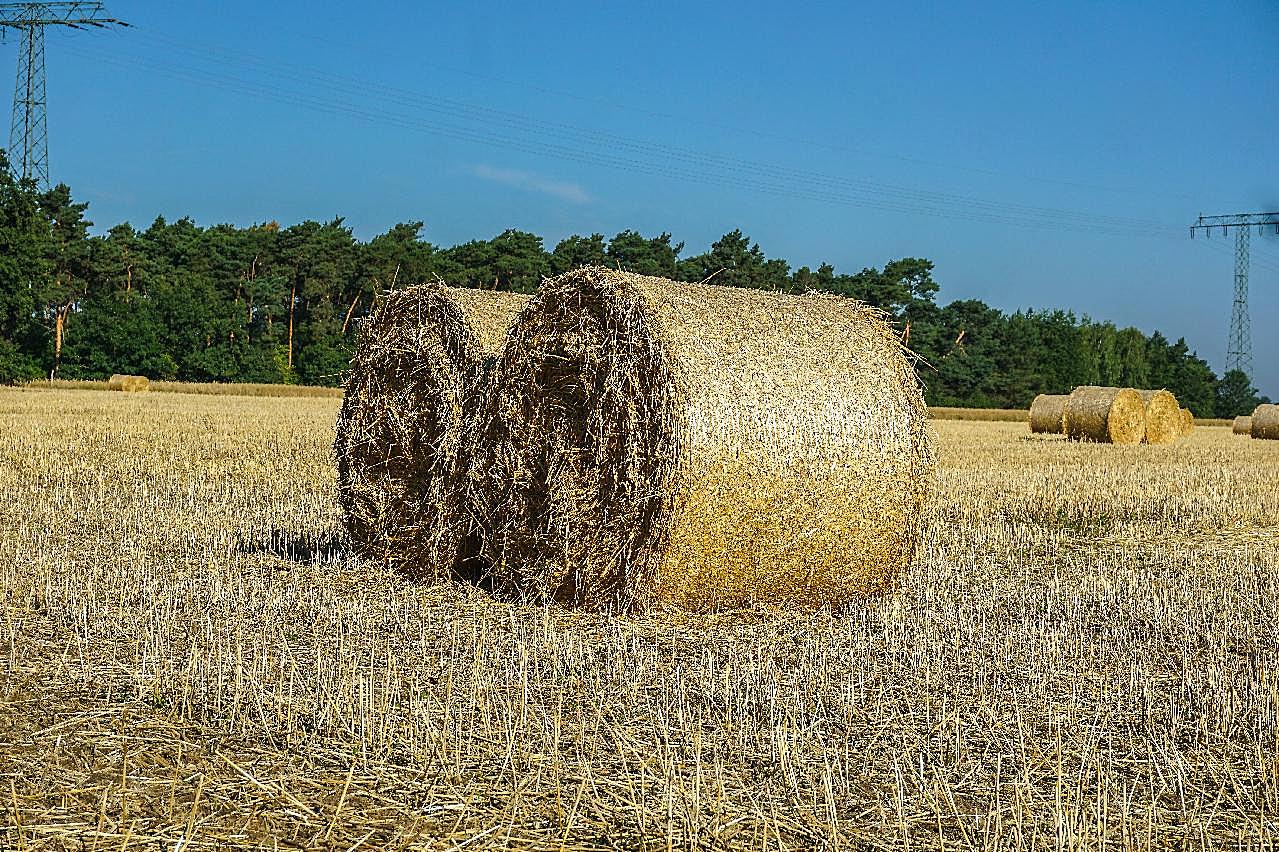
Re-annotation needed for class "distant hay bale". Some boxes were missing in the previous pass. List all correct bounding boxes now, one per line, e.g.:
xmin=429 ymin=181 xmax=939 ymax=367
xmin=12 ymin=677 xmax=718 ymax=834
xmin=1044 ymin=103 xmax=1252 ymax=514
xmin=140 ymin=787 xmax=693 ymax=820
xmin=106 ymin=374 xmax=149 ymax=392
xmin=1232 ymin=415 xmax=1253 ymax=435
xmin=334 ymin=284 xmax=530 ymax=581
xmin=1028 ymin=394 xmax=1069 ymax=434
xmin=1137 ymin=389 xmax=1182 ymax=444
xmin=1251 ymin=404 xmax=1279 ymax=440
xmin=474 ymin=266 xmax=936 ymax=613
xmin=1180 ymin=407 xmax=1194 ymax=435
xmin=1064 ymin=386 xmax=1145 ymax=444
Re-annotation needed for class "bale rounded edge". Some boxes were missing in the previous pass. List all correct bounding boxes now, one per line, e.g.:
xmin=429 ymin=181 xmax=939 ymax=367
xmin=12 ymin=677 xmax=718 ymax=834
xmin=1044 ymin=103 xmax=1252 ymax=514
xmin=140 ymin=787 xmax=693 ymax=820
xmin=1251 ymin=404 xmax=1279 ymax=440
xmin=476 ymin=266 xmax=936 ymax=613
xmin=1029 ymin=394 xmax=1069 ymax=434
xmin=1138 ymin=389 xmax=1181 ymax=444
xmin=1064 ymin=386 xmax=1146 ymax=445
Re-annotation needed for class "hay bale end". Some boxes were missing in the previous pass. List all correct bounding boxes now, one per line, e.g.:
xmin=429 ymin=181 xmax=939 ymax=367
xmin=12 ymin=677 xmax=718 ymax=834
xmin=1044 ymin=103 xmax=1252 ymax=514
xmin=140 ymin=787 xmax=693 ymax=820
xmin=1064 ymin=386 xmax=1145 ymax=444
xmin=1138 ymin=389 xmax=1182 ymax=444
xmin=334 ymin=284 xmax=530 ymax=581
xmin=107 ymin=374 xmax=149 ymax=392
xmin=1251 ymin=404 xmax=1279 ymax=440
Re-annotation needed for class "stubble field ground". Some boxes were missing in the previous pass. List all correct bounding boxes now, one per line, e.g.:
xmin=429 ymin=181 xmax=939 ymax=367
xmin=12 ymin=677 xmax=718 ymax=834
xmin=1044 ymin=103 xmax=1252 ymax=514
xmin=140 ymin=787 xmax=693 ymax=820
xmin=0 ymin=388 xmax=1275 ymax=850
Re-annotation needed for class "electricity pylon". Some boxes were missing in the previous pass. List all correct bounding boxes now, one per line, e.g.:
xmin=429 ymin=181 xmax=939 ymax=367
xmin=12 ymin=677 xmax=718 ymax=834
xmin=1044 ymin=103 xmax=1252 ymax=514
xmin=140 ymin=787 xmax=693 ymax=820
xmin=0 ymin=2 xmax=127 ymax=188
xmin=1190 ymin=211 xmax=1279 ymax=379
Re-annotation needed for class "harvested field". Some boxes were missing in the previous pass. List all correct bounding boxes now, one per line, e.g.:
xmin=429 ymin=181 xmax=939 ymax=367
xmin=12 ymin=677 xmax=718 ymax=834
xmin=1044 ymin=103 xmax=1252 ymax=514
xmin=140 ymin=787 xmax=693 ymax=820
xmin=1 ymin=388 xmax=1277 ymax=850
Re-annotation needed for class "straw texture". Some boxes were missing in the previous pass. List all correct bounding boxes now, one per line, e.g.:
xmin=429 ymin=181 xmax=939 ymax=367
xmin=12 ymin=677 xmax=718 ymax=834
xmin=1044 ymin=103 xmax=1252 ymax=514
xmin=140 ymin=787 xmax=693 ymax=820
xmin=107 ymin=374 xmax=149 ymax=392
xmin=1251 ymin=404 xmax=1279 ymax=440
xmin=1180 ymin=408 xmax=1194 ymax=435
xmin=474 ymin=266 xmax=936 ymax=613
xmin=334 ymin=284 xmax=530 ymax=580
xmin=1064 ymin=386 xmax=1146 ymax=444
xmin=1138 ymin=389 xmax=1181 ymax=445
xmin=1233 ymin=416 xmax=1253 ymax=436
xmin=1028 ymin=394 xmax=1069 ymax=434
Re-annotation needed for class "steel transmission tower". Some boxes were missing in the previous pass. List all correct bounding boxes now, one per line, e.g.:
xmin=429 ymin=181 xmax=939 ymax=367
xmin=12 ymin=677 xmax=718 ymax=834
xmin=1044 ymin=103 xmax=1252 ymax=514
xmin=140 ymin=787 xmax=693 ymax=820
xmin=0 ymin=2 xmax=126 ymax=187
xmin=1190 ymin=211 xmax=1279 ymax=378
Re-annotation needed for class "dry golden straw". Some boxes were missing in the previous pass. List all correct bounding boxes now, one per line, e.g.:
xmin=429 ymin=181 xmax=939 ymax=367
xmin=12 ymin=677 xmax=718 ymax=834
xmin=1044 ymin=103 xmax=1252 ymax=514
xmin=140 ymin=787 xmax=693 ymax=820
xmin=474 ymin=266 xmax=936 ymax=613
xmin=1028 ymin=394 xmax=1069 ymax=434
xmin=1064 ymin=386 xmax=1146 ymax=444
xmin=1233 ymin=415 xmax=1253 ymax=436
xmin=1180 ymin=407 xmax=1194 ymax=435
xmin=106 ymin=374 xmax=149 ymax=392
xmin=1251 ymin=404 xmax=1279 ymax=440
xmin=1137 ymin=389 xmax=1182 ymax=444
xmin=334 ymin=284 xmax=530 ymax=580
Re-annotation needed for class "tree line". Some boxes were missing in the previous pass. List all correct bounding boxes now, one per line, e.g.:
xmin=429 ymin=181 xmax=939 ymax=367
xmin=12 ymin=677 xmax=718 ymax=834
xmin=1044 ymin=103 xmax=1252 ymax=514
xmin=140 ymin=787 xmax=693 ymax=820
xmin=0 ymin=155 xmax=1267 ymax=416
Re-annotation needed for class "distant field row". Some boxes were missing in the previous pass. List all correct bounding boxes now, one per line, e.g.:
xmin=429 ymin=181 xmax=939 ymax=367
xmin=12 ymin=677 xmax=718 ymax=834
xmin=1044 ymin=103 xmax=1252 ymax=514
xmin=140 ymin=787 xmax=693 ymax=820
xmin=16 ymin=381 xmax=1237 ymax=425
xmin=927 ymin=405 xmax=1230 ymax=427
xmin=22 ymin=379 xmax=343 ymax=398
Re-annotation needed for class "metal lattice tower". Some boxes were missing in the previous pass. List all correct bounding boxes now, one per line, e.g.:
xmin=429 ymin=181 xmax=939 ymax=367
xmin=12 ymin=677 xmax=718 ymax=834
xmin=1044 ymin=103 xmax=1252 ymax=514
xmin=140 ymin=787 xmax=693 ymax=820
xmin=0 ymin=3 xmax=127 ymax=187
xmin=1190 ymin=211 xmax=1279 ymax=378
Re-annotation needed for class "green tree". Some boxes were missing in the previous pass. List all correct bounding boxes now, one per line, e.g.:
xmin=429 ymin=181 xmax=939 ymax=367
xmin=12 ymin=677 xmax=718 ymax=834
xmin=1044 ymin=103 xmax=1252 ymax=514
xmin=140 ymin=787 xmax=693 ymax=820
xmin=607 ymin=230 xmax=682 ymax=278
xmin=551 ymin=233 xmax=607 ymax=274
xmin=0 ymin=151 xmax=48 ymax=381
xmin=677 ymin=229 xmax=788 ymax=290
xmin=36 ymin=183 xmax=92 ymax=375
xmin=1215 ymin=369 xmax=1268 ymax=417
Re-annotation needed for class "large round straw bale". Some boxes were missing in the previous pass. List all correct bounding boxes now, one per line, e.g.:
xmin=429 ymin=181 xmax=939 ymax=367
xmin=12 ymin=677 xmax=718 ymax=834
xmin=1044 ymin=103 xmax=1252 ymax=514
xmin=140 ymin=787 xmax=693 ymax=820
xmin=1232 ymin=415 xmax=1253 ymax=435
xmin=107 ymin=374 xmax=149 ymax=392
xmin=1251 ymin=404 xmax=1279 ymax=440
xmin=1028 ymin=394 xmax=1069 ymax=434
xmin=1064 ymin=386 xmax=1146 ymax=444
xmin=1137 ymin=389 xmax=1181 ymax=444
xmin=334 ymin=284 xmax=530 ymax=580
xmin=474 ymin=266 xmax=936 ymax=613
xmin=1179 ymin=407 xmax=1194 ymax=435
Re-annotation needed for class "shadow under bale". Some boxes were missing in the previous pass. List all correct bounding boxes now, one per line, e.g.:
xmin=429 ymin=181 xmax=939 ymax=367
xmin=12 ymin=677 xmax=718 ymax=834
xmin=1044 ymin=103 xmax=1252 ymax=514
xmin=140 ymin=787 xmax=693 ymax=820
xmin=238 ymin=529 xmax=349 ymax=564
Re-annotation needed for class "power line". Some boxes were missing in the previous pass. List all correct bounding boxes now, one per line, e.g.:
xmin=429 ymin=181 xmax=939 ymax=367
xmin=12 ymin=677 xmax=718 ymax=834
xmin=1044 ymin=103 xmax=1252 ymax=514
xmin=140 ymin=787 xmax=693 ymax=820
xmin=0 ymin=2 xmax=127 ymax=187
xmin=63 ymin=33 xmax=1184 ymax=240
xmin=1191 ymin=211 xmax=1279 ymax=378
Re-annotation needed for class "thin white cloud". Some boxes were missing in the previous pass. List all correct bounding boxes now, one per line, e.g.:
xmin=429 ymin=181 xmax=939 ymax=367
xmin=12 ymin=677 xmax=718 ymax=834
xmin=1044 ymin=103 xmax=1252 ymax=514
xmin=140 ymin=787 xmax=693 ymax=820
xmin=472 ymin=164 xmax=591 ymax=204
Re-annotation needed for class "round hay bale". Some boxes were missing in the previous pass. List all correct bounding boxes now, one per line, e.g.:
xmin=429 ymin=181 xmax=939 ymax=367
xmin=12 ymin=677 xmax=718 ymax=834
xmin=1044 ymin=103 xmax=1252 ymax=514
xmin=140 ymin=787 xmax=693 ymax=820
xmin=1180 ymin=407 xmax=1194 ymax=435
xmin=334 ymin=284 xmax=530 ymax=581
xmin=1137 ymin=389 xmax=1181 ymax=444
xmin=1251 ymin=404 xmax=1279 ymax=440
xmin=1232 ymin=415 xmax=1253 ymax=435
xmin=475 ymin=266 xmax=936 ymax=613
xmin=1028 ymin=394 xmax=1069 ymax=434
xmin=1064 ymin=386 xmax=1145 ymax=444
xmin=107 ymin=374 xmax=149 ymax=392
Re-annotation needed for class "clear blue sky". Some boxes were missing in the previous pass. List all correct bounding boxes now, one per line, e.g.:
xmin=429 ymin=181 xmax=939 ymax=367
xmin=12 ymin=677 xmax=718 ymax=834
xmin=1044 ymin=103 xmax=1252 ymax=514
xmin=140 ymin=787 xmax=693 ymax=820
xmin=25 ymin=0 xmax=1279 ymax=396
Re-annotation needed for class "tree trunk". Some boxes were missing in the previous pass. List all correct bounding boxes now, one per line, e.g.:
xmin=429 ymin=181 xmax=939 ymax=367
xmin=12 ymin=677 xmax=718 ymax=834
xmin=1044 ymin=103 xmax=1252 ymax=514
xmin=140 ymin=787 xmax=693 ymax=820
xmin=287 ymin=281 xmax=297 ymax=369
xmin=53 ymin=302 xmax=70 ymax=377
xmin=341 ymin=293 xmax=360 ymax=336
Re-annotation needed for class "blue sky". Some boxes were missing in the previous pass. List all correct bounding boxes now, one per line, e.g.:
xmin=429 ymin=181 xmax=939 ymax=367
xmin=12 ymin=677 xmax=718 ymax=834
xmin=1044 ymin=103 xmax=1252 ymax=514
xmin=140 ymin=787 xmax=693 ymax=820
xmin=23 ymin=0 xmax=1279 ymax=395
